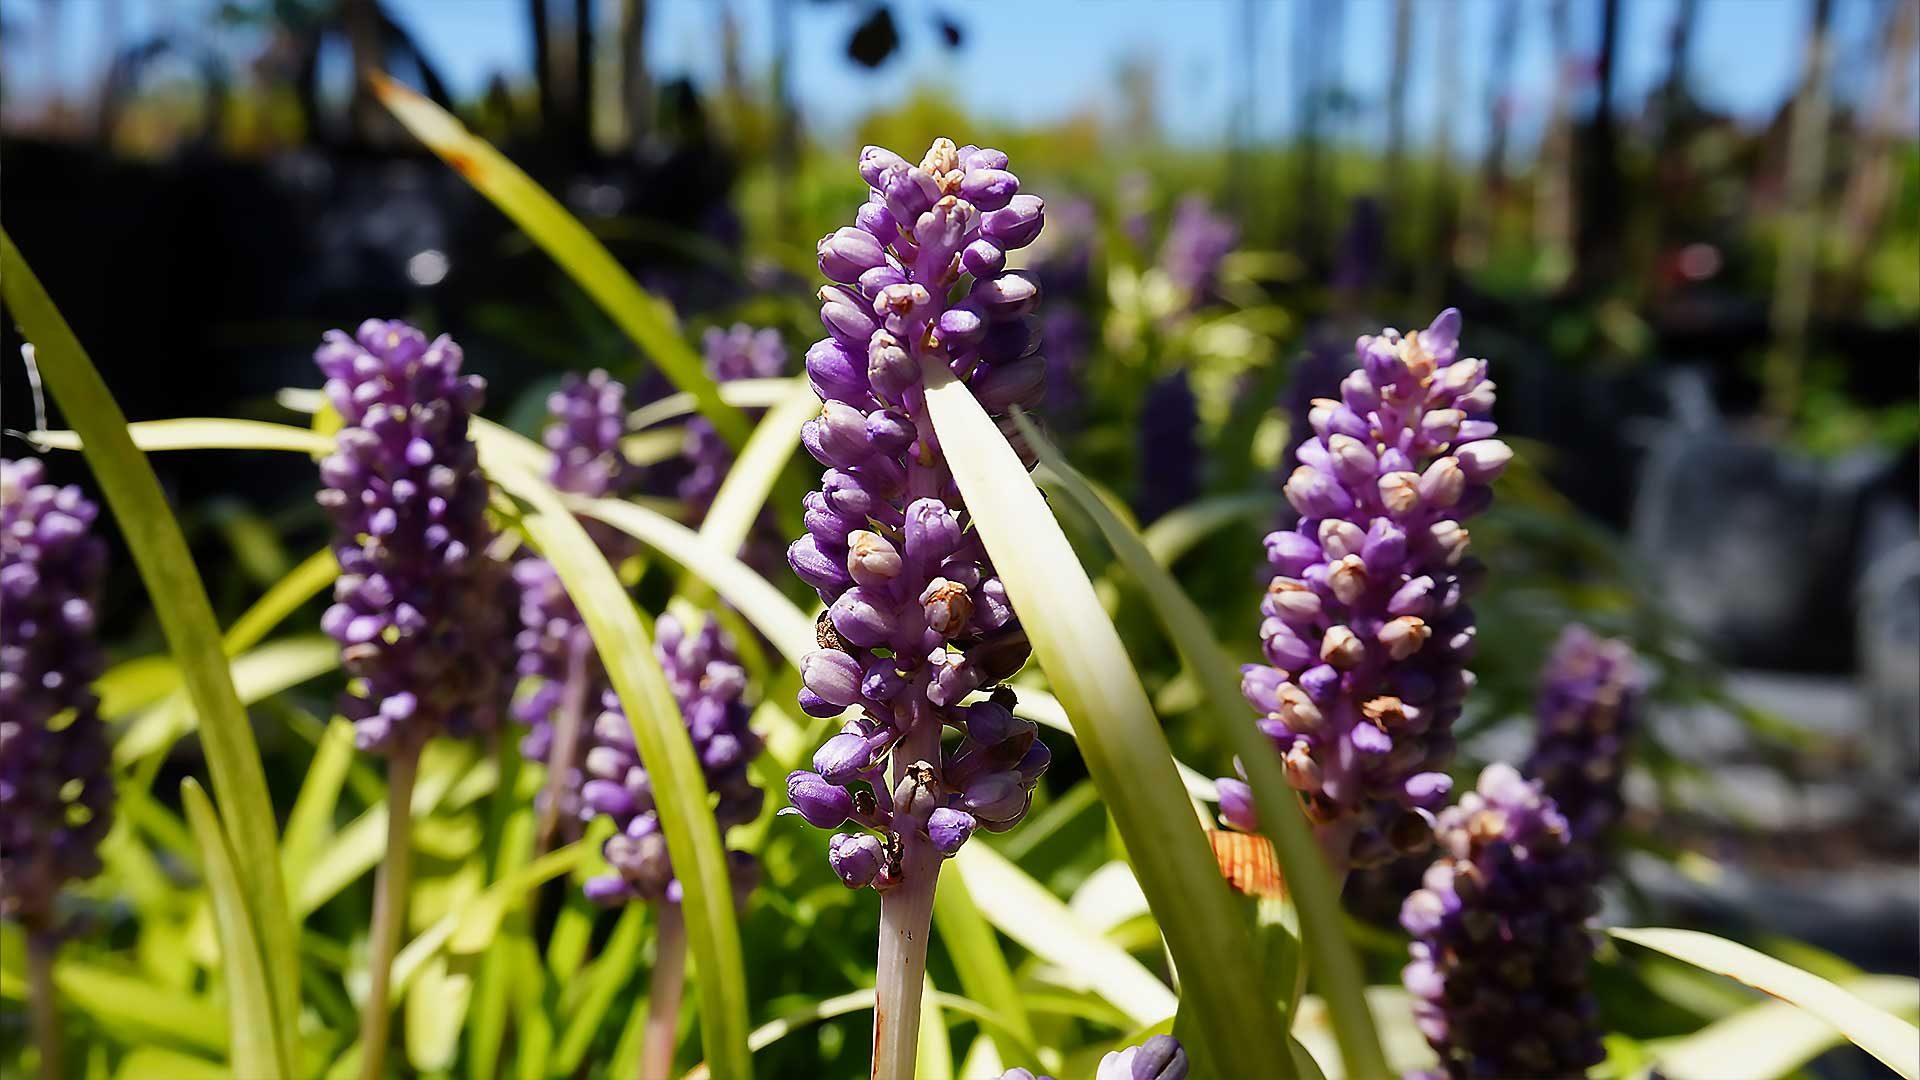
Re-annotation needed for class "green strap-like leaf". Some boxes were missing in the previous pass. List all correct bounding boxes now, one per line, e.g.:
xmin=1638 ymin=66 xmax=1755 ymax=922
xmin=474 ymin=427 xmax=753 ymax=1080
xmin=0 ymin=232 xmax=302 ymax=1063
xmin=180 ymin=780 xmax=290 ymax=1079
xmin=1015 ymin=409 xmax=1386 ymax=1077
xmin=1612 ymin=927 xmax=1920 ymax=1079
xmin=369 ymin=73 xmax=752 ymax=451
xmin=917 ymin=354 xmax=1304 ymax=1079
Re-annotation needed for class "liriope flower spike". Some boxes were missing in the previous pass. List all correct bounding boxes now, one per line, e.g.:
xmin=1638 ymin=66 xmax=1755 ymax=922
xmin=0 ymin=459 xmax=113 ymax=935
xmin=316 ymin=319 xmax=515 ymax=755
xmin=1401 ymin=764 xmax=1604 ymax=1078
xmin=785 ymin=137 xmax=1051 ymax=1080
xmin=314 ymin=319 xmax=515 ymax=1080
xmin=1524 ymin=625 xmax=1645 ymax=868
xmin=1217 ymin=309 xmax=1511 ymax=873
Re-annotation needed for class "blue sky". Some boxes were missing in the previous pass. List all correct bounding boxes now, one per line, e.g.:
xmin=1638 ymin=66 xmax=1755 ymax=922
xmin=5 ymin=0 xmax=1910 ymax=156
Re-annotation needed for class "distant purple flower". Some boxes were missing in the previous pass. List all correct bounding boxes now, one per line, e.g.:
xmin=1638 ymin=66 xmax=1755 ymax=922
xmin=315 ymin=320 xmax=516 ymax=753
xmin=0 ymin=459 xmax=113 ymax=932
xmin=680 ymin=324 xmax=787 ymax=512
xmin=1401 ymin=764 xmax=1603 ymax=1078
xmin=1218 ymin=310 xmax=1512 ymax=871
xmin=582 ymin=614 xmax=764 ymax=906
xmin=1137 ymin=369 xmax=1201 ymax=524
xmin=517 ymin=371 xmax=645 ymax=826
xmin=1159 ymin=194 xmax=1237 ymax=308
xmin=785 ymin=138 xmax=1051 ymax=888
xmin=544 ymin=369 xmax=641 ymax=560
xmin=1524 ymin=626 xmax=1645 ymax=861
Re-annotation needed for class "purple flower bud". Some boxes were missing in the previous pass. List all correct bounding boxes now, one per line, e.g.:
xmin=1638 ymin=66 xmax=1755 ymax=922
xmin=983 ymin=194 xmax=1045 ymax=249
xmin=1216 ymin=777 xmax=1259 ymax=833
xmin=830 ymin=587 xmax=898 ymax=648
xmin=970 ymin=272 xmax=1041 ymax=322
xmin=927 ymin=808 xmax=978 ymax=856
xmin=801 ymin=650 xmax=863 ymax=708
xmin=806 ymin=339 xmax=869 ymax=404
xmin=972 ymin=356 xmax=1046 ymax=412
xmin=789 ymin=535 xmax=854 ymax=594
xmin=961 ymin=239 xmax=1006 ymax=278
xmin=818 ymin=226 xmax=889 ymax=282
xmin=814 ymin=732 xmax=874 ymax=784
xmin=787 ymin=772 xmax=855 ymax=829
xmin=829 ymin=832 xmax=884 ymax=888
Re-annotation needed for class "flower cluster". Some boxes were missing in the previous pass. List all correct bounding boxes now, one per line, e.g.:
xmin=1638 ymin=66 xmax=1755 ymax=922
xmin=1137 ymin=369 xmax=1200 ymax=524
xmin=0 ymin=459 xmax=114 ymax=931
xmin=1400 ymin=764 xmax=1603 ymax=1078
xmin=1524 ymin=625 xmax=1645 ymax=859
xmin=516 ymin=372 xmax=641 ymax=823
xmin=681 ymin=324 xmax=787 ymax=511
xmin=543 ymin=369 xmax=641 ymax=558
xmin=996 ymin=1035 xmax=1189 ymax=1080
xmin=1218 ymin=309 xmax=1511 ymax=870
xmin=1159 ymin=194 xmax=1238 ymax=309
xmin=783 ymin=138 xmax=1051 ymax=888
xmin=581 ymin=614 xmax=764 ymax=906
xmin=315 ymin=320 xmax=516 ymax=753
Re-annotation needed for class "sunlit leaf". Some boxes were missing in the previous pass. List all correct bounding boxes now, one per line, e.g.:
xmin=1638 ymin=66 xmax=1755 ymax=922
xmin=369 ymin=73 xmax=752 ymax=450
xmin=1 ymin=232 xmax=301 ymax=1056
xmin=951 ymin=843 xmax=1175 ymax=1027
xmin=918 ymin=356 xmax=1311 ymax=1077
xmin=684 ymin=988 xmax=1042 ymax=1080
xmin=1642 ymin=974 xmax=1919 ymax=1080
xmin=472 ymin=431 xmax=753 ymax=1080
xmin=447 ymin=841 xmax=591 ymax=955
xmin=933 ymin=868 xmax=1036 ymax=1069
xmin=31 ymin=418 xmax=334 ymax=457
xmin=180 ymin=780 xmax=290 ymax=1079
xmin=628 ymin=378 xmax=802 ymax=433
xmin=114 ymin=636 xmax=339 ymax=765
xmin=1611 ymin=927 xmax=1920 ymax=1079
xmin=1015 ymin=409 xmax=1383 ymax=1074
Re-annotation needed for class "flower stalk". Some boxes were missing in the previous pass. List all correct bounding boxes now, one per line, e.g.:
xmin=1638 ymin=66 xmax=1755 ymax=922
xmin=360 ymin=739 xmax=419 ymax=1080
xmin=643 ymin=901 xmax=690 ymax=1080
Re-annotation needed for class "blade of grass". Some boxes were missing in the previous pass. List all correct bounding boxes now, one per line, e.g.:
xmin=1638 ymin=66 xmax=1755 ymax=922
xmin=629 ymin=378 xmax=799 ymax=432
xmin=1643 ymin=975 xmax=1919 ymax=1080
xmin=1611 ymin=927 xmax=1920 ymax=1079
xmin=281 ymin=718 xmax=358 ymax=877
xmin=1014 ymin=409 xmax=1385 ymax=1075
xmin=1139 ymin=492 xmax=1284 ymax=566
xmin=33 ymin=418 xmax=334 ymax=456
xmin=2 ymin=232 xmax=301 ymax=1060
xmin=475 ymin=442 xmax=752 ymax=1080
xmin=950 ymin=843 xmax=1174 ymax=1027
xmin=684 ymin=989 xmax=1042 ymax=1080
xmin=918 ymin=356 xmax=1301 ymax=1079
xmin=931 ymin=870 xmax=1035 ymax=1068
xmin=369 ymin=73 xmax=751 ymax=450
xmin=552 ymin=904 xmax=649 ymax=1074
xmin=694 ymin=379 xmax=818 ymax=556
xmin=180 ymin=780 xmax=290 ymax=1079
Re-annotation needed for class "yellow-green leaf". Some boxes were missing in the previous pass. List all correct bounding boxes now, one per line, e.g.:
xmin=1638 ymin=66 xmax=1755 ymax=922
xmin=180 ymin=780 xmax=290 ymax=1079
xmin=1611 ymin=927 xmax=1920 ymax=1079
xmin=918 ymin=355 xmax=1305 ymax=1077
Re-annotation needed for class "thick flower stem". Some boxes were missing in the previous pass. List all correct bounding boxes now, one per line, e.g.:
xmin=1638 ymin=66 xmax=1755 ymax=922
xmin=360 ymin=740 xmax=421 ymax=1080
xmin=871 ymin=716 xmax=943 ymax=1080
xmin=535 ymin=634 xmax=593 ymax=854
xmin=28 ymin=931 xmax=61 ymax=1080
xmin=642 ymin=902 xmax=689 ymax=1080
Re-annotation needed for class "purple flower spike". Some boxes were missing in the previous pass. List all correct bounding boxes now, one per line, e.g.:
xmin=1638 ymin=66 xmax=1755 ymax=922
xmin=1159 ymin=194 xmax=1238 ymax=309
xmin=1401 ymin=764 xmax=1603 ymax=1078
xmin=583 ymin=614 xmax=764 ymax=908
xmin=1 ymin=459 xmax=114 ymax=931
xmin=1524 ymin=626 xmax=1645 ymax=863
xmin=1221 ymin=310 xmax=1509 ymax=871
xmin=544 ymin=369 xmax=641 ymax=560
xmin=314 ymin=320 xmax=516 ymax=754
xmin=781 ymin=139 xmax=1052 ymax=889
xmin=682 ymin=325 xmax=787 ymax=512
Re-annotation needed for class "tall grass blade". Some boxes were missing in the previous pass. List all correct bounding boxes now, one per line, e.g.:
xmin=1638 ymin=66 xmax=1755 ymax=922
xmin=369 ymin=73 xmax=751 ymax=450
xmin=1015 ymin=410 xmax=1386 ymax=1075
xmin=917 ymin=355 xmax=1301 ymax=1078
xmin=1612 ymin=927 xmax=1920 ymax=1079
xmin=475 ymin=441 xmax=753 ymax=1080
xmin=950 ymin=843 xmax=1175 ymax=1027
xmin=1 ymin=232 xmax=302 ymax=1058
xmin=179 ymin=780 xmax=290 ymax=1079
